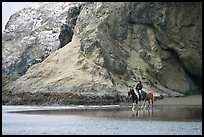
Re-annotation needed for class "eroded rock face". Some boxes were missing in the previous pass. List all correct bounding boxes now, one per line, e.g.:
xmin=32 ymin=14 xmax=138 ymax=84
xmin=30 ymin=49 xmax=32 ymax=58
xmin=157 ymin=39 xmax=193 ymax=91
xmin=3 ymin=2 xmax=202 ymax=105
xmin=2 ymin=2 xmax=85 ymax=80
xmin=74 ymin=2 xmax=202 ymax=95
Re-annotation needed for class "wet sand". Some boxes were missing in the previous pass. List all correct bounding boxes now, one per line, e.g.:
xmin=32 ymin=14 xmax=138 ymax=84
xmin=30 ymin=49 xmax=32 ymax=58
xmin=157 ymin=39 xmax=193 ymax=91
xmin=154 ymin=95 xmax=202 ymax=106
xmin=2 ymin=104 xmax=202 ymax=135
xmin=2 ymin=95 xmax=202 ymax=135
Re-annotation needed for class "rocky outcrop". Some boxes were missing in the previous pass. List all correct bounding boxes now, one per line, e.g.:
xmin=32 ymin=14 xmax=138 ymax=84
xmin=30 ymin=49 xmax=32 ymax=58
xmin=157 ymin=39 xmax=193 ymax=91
xmin=2 ymin=2 xmax=85 ymax=80
xmin=2 ymin=2 xmax=202 ymax=105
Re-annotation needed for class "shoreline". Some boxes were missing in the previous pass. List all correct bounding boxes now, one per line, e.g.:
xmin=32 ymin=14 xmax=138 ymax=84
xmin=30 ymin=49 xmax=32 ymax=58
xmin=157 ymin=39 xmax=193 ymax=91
xmin=2 ymin=89 xmax=202 ymax=106
xmin=154 ymin=95 xmax=202 ymax=106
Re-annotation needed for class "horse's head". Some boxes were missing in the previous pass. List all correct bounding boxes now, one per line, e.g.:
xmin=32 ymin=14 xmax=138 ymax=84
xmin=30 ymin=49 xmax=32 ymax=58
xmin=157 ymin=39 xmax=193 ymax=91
xmin=128 ymin=88 xmax=133 ymax=96
xmin=128 ymin=89 xmax=131 ymax=96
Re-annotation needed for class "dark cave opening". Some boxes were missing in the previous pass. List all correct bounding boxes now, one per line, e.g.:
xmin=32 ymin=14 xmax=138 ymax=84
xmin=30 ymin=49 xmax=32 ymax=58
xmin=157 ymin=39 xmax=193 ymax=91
xmin=166 ymin=48 xmax=202 ymax=94
xmin=185 ymin=70 xmax=202 ymax=94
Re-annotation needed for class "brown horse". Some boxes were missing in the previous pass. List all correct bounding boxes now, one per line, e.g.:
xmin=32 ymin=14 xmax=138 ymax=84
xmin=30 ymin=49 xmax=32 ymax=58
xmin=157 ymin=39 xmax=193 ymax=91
xmin=128 ymin=88 xmax=154 ymax=110
xmin=140 ymin=90 xmax=154 ymax=109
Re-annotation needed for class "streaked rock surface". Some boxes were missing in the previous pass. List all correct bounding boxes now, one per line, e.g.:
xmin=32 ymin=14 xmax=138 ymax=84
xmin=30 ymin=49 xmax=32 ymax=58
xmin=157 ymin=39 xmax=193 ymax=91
xmin=2 ymin=2 xmax=202 ymax=105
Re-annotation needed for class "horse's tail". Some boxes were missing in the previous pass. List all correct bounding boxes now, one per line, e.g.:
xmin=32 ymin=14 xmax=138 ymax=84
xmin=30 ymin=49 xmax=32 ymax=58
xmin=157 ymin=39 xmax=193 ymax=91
xmin=151 ymin=92 xmax=154 ymax=106
xmin=152 ymin=94 xmax=154 ymax=104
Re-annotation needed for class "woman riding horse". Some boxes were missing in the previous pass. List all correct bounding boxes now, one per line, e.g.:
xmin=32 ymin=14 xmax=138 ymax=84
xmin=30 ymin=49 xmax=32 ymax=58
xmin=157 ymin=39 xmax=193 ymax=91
xmin=128 ymin=87 xmax=154 ymax=110
xmin=135 ymin=80 xmax=143 ymax=100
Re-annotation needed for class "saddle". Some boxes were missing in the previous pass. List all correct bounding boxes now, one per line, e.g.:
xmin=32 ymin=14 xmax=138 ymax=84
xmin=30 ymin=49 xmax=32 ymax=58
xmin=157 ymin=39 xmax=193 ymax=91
xmin=139 ymin=90 xmax=146 ymax=101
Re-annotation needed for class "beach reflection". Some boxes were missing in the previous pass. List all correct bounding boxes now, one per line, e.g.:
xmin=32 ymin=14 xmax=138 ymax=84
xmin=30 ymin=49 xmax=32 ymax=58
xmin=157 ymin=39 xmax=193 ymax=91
xmin=2 ymin=105 xmax=202 ymax=135
xmin=131 ymin=105 xmax=202 ymax=121
xmin=9 ymin=105 xmax=202 ymax=122
xmin=132 ymin=108 xmax=153 ymax=118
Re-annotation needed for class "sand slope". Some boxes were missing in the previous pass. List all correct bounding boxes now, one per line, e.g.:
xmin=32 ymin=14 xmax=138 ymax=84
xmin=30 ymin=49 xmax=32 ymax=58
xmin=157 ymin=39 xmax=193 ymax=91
xmin=155 ymin=95 xmax=202 ymax=106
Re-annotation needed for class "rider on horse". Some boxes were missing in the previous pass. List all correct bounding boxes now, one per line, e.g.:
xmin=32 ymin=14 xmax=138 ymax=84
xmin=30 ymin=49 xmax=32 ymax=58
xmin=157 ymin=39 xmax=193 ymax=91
xmin=134 ymin=80 xmax=143 ymax=101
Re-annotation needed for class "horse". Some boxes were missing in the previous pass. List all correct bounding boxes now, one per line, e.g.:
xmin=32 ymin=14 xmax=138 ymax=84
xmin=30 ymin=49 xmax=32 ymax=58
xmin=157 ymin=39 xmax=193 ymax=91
xmin=128 ymin=88 xmax=154 ymax=111
xmin=139 ymin=90 xmax=154 ymax=109
xmin=128 ymin=88 xmax=139 ymax=111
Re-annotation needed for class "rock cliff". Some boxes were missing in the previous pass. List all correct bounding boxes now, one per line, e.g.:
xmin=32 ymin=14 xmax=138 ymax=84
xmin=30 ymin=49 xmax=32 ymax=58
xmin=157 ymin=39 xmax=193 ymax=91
xmin=2 ymin=2 xmax=202 ymax=105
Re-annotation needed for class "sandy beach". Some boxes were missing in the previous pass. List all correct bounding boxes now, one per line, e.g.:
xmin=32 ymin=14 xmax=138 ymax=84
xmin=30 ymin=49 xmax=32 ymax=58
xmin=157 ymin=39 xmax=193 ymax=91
xmin=2 ymin=95 xmax=202 ymax=135
xmin=154 ymin=95 xmax=202 ymax=106
xmin=2 ymin=102 xmax=202 ymax=135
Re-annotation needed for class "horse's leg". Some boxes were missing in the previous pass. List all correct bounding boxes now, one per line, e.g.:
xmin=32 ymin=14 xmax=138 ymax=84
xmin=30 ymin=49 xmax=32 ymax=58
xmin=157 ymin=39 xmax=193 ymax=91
xmin=144 ymin=99 xmax=147 ymax=108
xmin=137 ymin=101 xmax=140 ymax=110
xmin=132 ymin=102 xmax=136 ymax=111
xmin=137 ymin=100 xmax=140 ymax=110
xmin=140 ymin=102 xmax=143 ymax=109
xmin=135 ymin=95 xmax=140 ymax=109
xmin=147 ymin=100 xmax=150 ymax=108
xmin=141 ymin=99 xmax=146 ymax=109
xmin=132 ymin=103 xmax=134 ymax=111
xmin=137 ymin=100 xmax=140 ymax=109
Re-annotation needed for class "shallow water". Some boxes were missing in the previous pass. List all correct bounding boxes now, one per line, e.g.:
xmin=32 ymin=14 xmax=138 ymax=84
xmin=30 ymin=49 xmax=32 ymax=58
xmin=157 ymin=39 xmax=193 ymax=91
xmin=2 ymin=105 xmax=202 ymax=135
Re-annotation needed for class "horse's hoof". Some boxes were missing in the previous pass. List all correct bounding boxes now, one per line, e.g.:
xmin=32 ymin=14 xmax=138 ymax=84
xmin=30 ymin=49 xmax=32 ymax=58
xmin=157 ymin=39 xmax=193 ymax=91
xmin=132 ymin=109 xmax=135 ymax=112
xmin=132 ymin=107 xmax=135 ymax=111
